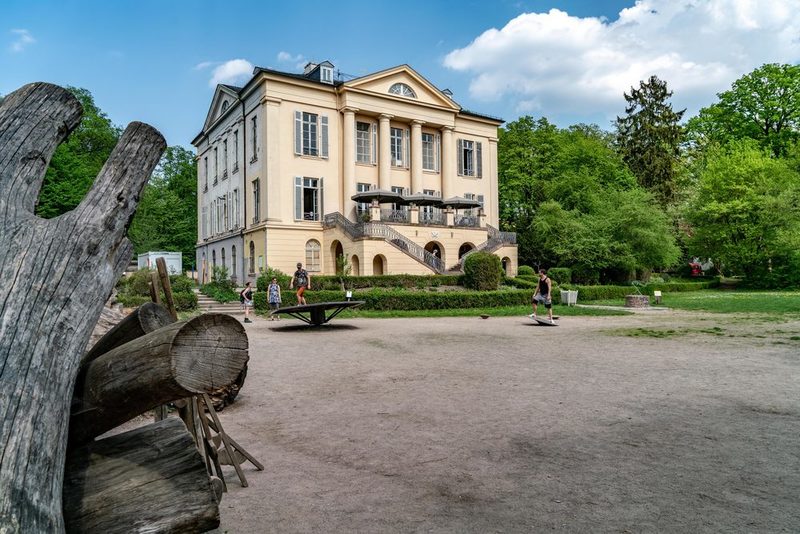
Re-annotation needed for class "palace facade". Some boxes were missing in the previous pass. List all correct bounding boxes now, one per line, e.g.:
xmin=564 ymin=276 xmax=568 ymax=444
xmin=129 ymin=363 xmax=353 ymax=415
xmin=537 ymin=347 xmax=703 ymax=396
xmin=193 ymin=62 xmax=517 ymax=283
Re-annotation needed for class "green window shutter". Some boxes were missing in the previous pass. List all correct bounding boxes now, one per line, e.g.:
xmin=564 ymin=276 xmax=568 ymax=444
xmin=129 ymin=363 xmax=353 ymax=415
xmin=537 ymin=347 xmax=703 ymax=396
xmin=294 ymin=111 xmax=302 ymax=155
xmin=319 ymin=177 xmax=324 ymax=219
xmin=476 ymin=142 xmax=483 ymax=178
xmin=457 ymin=139 xmax=464 ymax=176
xmin=294 ymin=176 xmax=302 ymax=219
xmin=321 ymin=115 xmax=329 ymax=158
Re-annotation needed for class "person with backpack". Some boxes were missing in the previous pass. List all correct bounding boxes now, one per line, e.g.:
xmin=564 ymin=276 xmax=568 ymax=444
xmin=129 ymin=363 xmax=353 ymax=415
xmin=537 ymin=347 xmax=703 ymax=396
xmin=289 ymin=262 xmax=311 ymax=305
xmin=240 ymin=282 xmax=254 ymax=323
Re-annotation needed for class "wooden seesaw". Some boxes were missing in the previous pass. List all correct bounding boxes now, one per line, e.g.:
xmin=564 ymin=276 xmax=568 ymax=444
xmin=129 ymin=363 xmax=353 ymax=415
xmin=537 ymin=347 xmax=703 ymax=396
xmin=270 ymin=301 xmax=366 ymax=326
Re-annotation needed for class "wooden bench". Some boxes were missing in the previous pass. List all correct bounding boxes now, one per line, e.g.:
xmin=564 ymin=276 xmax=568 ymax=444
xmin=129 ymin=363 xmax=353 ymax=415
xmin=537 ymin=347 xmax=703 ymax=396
xmin=270 ymin=301 xmax=365 ymax=326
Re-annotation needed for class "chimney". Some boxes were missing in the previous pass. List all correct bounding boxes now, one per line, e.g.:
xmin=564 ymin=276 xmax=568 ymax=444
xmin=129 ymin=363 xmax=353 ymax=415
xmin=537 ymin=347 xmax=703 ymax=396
xmin=303 ymin=62 xmax=318 ymax=75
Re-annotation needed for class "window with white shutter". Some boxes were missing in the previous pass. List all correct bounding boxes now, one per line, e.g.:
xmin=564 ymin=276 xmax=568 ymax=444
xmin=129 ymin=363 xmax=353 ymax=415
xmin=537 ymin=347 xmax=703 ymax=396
xmin=320 ymin=115 xmax=329 ymax=158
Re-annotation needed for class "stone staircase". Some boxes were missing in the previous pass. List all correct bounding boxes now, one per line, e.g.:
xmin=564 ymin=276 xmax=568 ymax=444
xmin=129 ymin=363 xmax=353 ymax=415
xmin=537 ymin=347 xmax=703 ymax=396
xmin=195 ymin=290 xmax=245 ymax=317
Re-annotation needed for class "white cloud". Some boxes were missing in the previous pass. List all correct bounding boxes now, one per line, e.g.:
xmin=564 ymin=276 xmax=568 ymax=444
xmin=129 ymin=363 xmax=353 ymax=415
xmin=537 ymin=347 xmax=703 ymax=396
xmin=277 ymin=51 xmax=307 ymax=70
xmin=444 ymin=0 xmax=800 ymax=122
xmin=194 ymin=61 xmax=215 ymax=71
xmin=9 ymin=29 xmax=35 ymax=52
xmin=208 ymin=59 xmax=254 ymax=88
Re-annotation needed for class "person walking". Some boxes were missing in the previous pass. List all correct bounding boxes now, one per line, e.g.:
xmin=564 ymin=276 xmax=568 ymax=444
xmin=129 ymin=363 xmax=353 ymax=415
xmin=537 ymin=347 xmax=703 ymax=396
xmin=267 ymin=277 xmax=282 ymax=320
xmin=290 ymin=262 xmax=311 ymax=305
xmin=240 ymin=282 xmax=254 ymax=323
xmin=530 ymin=269 xmax=554 ymax=323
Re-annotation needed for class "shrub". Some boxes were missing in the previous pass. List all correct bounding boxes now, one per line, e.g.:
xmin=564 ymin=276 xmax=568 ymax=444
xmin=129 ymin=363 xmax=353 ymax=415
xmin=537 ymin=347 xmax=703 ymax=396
xmin=503 ymin=277 xmax=538 ymax=290
xmin=255 ymin=288 xmax=532 ymax=311
xmin=257 ymin=267 xmax=292 ymax=291
xmin=560 ymin=279 xmax=719 ymax=301
xmin=201 ymin=283 xmax=239 ymax=303
xmin=517 ymin=265 xmax=535 ymax=276
xmin=547 ymin=267 xmax=572 ymax=285
xmin=463 ymin=252 xmax=503 ymax=290
xmin=308 ymin=274 xmax=463 ymax=291
xmin=211 ymin=265 xmax=235 ymax=290
xmin=116 ymin=270 xmax=198 ymax=310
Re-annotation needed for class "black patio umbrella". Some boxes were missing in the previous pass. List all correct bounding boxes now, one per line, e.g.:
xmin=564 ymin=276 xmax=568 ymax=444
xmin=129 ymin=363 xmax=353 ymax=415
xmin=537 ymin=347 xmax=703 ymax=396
xmin=399 ymin=193 xmax=444 ymax=206
xmin=350 ymin=188 xmax=404 ymax=204
xmin=440 ymin=196 xmax=482 ymax=209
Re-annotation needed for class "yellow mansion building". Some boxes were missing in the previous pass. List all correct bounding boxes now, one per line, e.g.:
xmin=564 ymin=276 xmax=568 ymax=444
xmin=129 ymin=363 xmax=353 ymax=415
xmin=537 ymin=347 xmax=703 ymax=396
xmin=193 ymin=62 xmax=517 ymax=282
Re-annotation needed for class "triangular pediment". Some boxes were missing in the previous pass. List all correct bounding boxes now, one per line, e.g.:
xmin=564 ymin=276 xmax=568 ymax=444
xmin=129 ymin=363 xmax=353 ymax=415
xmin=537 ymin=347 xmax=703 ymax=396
xmin=202 ymin=85 xmax=241 ymax=132
xmin=343 ymin=65 xmax=460 ymax=110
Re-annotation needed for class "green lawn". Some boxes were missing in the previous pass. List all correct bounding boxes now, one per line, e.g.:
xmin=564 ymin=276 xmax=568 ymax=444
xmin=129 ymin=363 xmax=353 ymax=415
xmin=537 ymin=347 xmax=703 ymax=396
xmin=586 ymin=290 xmax=800 ymax=316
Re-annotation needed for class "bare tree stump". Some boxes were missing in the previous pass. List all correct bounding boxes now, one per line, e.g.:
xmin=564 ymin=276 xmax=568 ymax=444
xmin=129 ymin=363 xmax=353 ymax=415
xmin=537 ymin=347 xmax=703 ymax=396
xmin=0 ymin=83 xmax=165 ymax=532
xmin=63 ymin=418 xmax=220 ymax=533
xmin=70 ymin=314 xmax=248 ymax=444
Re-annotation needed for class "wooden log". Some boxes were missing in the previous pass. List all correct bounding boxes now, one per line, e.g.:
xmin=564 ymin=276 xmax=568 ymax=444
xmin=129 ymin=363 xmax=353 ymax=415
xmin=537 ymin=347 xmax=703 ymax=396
xmin=81 ymin=302 xmax=174 ymax=366
xmin=70 ymin=314 xmax=248 ymax=444
xmin=0 ymin=83 xmax=165 ymax=531
xmin=63 ymin=418 xmax=220 ymax=534
xmin=624 ymin=294 xmax=650 ymax=308
xmin=156 ymin=257 xmax=178 ymax=321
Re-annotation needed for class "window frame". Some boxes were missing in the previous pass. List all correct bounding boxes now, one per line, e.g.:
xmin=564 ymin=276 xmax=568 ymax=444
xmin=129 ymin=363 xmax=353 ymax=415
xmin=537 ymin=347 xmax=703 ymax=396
xmin=305 ymin=239 xmax=321 ymax=272
xmin=294 ymin=176 xmax=322 ymax=222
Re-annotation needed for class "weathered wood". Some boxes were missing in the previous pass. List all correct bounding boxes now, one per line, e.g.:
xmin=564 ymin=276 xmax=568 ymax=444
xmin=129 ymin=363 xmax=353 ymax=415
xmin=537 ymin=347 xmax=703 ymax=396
xmin=0 ymin=83 xmax=165 ymax=532
xmin=70 ymin=314 xmax=248 ymax=444
xmin=149 ymin=271 xmax=162 ymax=304
xmin=81 ymin=302 xmax=174 ymax=366
xmin=156 ymin=257 xmax=178 ymax=321
xmin=624 ymin=294 xmax=650 ymax=308
xmin=63 ymin=418 xmax=220 ymax=534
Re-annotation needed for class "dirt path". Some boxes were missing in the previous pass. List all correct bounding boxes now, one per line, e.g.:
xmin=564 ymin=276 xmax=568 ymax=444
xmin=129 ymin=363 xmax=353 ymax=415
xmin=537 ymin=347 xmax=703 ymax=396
xmin=211 ymin=311 xmax=800 ymax=532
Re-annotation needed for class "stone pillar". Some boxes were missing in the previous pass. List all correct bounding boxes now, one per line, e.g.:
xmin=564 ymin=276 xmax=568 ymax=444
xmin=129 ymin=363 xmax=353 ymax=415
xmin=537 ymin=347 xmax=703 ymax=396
xmin=342 ymin=108 xmax=358 ymax=220
xmin=410 ymin=120 xmax=424 ymax=194
xmin=445 ymin=207 xmax=455 ymax=227
xmin=370 ymin=200 xmax=381 ymax=222
xmin=378 ymin=114 xmax=393 ymax=190
xmin=409 ymin=205 xmax=419 ymax=225
xmin=441 ymin=126 xmax=455 ymax=199
xmin=478 ymin=208 xmax=487 ymax=228
xmin=488 ymin=137 xmax=499 ymax=227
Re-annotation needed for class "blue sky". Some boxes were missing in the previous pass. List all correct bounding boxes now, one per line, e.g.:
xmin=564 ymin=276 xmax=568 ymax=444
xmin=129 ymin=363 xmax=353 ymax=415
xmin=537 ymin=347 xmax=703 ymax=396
xmin=2 ymin=1 xmax=799 ymax=148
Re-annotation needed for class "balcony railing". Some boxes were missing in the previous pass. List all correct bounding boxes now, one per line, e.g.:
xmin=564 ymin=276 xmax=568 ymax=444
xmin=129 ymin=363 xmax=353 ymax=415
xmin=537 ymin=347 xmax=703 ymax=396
xmin=380 ymin=208 xmax=409 ymax=224
xmin=454 ymin=215 xmax=479 ymax=228
xmin=419 ymin=210 xmax=445 ymax=226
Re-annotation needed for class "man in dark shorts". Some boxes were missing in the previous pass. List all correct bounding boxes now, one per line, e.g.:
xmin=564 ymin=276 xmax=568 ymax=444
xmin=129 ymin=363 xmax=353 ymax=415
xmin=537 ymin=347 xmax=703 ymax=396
xmin=289 ymin=262 xmax=311 ymax=305
xmin=530 ymin=269 xmax=554 ymax=323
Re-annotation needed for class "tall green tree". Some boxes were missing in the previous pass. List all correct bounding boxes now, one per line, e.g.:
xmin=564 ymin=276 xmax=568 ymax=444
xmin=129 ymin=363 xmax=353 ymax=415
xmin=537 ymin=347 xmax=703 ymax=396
xmin=685 ymin=139 xmax=800 ymax=286
xmin=36 ymin=87 xmax=121 ymax=218
xmin=686 ymin=63 xmax=800 ymax=157
xmin=615 ymin=76 xmax=685 ymax=206
xmin=498 ymin=116 xmax=679 ymax=281
xmin=128 ymin=146 xmax=198 ymax=261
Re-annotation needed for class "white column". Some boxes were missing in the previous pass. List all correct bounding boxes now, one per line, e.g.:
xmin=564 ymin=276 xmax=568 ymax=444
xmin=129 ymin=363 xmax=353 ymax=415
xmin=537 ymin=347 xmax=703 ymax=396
xmin=379 ymin=114 xmax=393 ymax=190
xmin=441 ymin=126 xmax=455 ymax=199
xmin=488 ymin=137 xmax=499 ymax=227
xmin=342 ymin=108 xmax=357 ymax=220
xmin=410 ymin=120 xmax=424 ymax=194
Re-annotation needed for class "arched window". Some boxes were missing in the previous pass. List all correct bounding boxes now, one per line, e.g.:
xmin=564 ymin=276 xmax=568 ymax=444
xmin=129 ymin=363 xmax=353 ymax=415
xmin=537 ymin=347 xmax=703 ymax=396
xmin=305 ymin=239 xmax=321 ymax=272
xmin=212 ymin=250 xmax=217 ymax=268
xmin=249 ymin=241 xmax=255 ymax=273
xmin=221 ymin=248 xmax=226 ymax=271
xmin=388 ymin=83 xmax=417 ymax=98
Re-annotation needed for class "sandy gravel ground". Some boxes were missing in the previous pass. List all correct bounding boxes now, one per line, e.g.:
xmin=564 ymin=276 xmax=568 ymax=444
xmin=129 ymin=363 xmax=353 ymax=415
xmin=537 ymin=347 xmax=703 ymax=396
xmin=210 ymin=311 xmax=800 ymax=533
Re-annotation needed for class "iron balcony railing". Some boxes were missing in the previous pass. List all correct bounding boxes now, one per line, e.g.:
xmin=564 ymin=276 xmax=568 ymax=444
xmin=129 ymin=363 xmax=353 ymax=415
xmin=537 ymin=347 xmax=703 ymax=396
xmin=323 ymin=212 xmax=444 ymax=272
xmin=419 ymin=210 xmax=446 ymax=226
xmin=454 ymin=215 xmax=479 ymax=228
xmin=380 ymin=208 xmax=409 ymax=223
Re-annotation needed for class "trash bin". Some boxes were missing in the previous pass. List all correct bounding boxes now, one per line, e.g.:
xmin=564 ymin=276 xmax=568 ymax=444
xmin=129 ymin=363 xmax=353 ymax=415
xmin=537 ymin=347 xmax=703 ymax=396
xmin=560 ymin=290 xmax=578 ymax=306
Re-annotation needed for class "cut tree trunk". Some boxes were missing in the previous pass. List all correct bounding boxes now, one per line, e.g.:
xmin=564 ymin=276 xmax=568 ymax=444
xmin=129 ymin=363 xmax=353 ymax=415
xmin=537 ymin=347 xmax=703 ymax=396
xmin=70 ymin=313 xmax=248 ymax=444
xmin=82 ymin=302 xmax=174 ymax=365
xmin=0 ymin=83 xmax=165 ymax=532
xmin=63 ymin=418 xmax=220 ymax=534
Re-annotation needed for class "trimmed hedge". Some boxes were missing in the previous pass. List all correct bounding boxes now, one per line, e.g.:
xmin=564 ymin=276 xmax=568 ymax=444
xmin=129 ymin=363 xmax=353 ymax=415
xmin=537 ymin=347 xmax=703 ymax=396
xmin=255 ymin=288 xmax=532 ymax=311
xmin=463 ymin=252 xmax=503 ymax=290
xmin=561 ymin=279 xmax=720 ymax=301
xmin=547 ymin=267 xmax=572 ymax=285
xmin=503 ymin=277 xmax=539 ymax=290
xmin=517 ymin=265 xmax=535 ymax=276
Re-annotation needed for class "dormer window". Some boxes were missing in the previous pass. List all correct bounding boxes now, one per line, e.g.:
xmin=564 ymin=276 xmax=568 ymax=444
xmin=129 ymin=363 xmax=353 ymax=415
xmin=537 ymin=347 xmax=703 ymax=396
xmin=389 ymin=83 xmax=417 ymax=99
xmin=320 ymin=65 xmax=333 ymax=84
